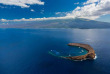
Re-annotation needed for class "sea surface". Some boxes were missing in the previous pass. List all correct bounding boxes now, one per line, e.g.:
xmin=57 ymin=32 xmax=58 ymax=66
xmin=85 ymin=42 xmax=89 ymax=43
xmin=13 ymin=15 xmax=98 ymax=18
xmin=0 ymin=29 xmax=110 ymax=74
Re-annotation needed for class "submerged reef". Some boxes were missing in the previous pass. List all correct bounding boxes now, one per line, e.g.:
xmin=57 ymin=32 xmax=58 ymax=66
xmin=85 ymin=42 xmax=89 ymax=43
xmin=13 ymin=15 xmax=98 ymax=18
xmin=63 ymin=43 xmax=95 ymax=60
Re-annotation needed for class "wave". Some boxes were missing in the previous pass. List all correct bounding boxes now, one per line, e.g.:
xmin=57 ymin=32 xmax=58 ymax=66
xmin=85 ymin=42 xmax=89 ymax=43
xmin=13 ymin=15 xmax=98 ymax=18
xmin=94 ymin=54 xmax=97 ymax=60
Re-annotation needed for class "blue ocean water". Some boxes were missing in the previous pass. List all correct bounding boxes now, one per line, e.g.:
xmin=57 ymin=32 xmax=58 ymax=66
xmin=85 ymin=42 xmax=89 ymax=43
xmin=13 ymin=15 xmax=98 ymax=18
xmin=0 ymin=29 xmax=110 ymax=74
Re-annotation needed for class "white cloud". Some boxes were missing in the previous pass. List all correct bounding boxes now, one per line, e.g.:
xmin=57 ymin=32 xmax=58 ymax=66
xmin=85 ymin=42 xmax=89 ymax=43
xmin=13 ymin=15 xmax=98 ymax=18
xmin=66 ymin=0 xmax=110 ymax=20
xmin=31 ymin=9 xmax=35 ymax=12
xmin=40 ymin=9 xmax=44 ymax=14
xmin=55 ymin=12 xmax=68 ymax=16
xmin=55 ymin=12 xmax=61 ymax=15
xmin=0 ymin=0 xmax=44 ymax=8
xmin=1 ymin=19 xmax=7 ymax=22
xmin=1 ymin=0 xmax=110 ymax=21
xmin=83 ymin=0 xmax=99 ymax=4
xmin=74 ymin=2 xmax=79 ymax=5
xmin=0 ymin=16 xmax=73 ymax=22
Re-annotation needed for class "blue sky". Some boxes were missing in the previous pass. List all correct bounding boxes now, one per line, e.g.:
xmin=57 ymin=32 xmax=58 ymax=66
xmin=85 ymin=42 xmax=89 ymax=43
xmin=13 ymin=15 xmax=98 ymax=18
xmin=0 ymin=0 xmax=110 ymax=22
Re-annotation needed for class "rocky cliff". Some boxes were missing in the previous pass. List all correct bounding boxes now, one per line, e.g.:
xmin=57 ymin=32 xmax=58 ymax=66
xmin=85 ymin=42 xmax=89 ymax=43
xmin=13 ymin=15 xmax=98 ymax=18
xmin=63 ymin=43 xmax=95 ymax=61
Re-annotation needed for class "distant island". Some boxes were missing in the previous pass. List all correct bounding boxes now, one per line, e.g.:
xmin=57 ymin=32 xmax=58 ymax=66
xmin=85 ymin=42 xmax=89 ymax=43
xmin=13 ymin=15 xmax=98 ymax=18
xmin=0 ymin=18 xmax=110 ymax=29
xmin=62 ymin=43 xmax=95 ymax=61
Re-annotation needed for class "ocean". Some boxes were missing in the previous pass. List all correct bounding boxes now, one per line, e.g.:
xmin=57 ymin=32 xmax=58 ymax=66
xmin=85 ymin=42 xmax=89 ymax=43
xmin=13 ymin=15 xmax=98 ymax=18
xmin=0 ymin=29 xmax=110 ymax=74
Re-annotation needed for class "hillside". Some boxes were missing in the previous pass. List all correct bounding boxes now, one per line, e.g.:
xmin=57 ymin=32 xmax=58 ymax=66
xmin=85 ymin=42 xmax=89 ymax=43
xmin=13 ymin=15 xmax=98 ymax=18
xmin=0 ymin=18 xmax=110 ymax=29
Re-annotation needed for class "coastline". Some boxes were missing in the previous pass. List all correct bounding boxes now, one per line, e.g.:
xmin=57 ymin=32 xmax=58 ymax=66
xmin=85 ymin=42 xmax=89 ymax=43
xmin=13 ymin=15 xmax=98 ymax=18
xmin=62 ymin=43 xmax=96 ymax=61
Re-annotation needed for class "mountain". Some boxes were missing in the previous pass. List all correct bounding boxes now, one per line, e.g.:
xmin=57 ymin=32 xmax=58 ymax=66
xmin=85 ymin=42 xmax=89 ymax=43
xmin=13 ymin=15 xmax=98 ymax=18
xmin=0 ymin=18 xmax=110 ymax=29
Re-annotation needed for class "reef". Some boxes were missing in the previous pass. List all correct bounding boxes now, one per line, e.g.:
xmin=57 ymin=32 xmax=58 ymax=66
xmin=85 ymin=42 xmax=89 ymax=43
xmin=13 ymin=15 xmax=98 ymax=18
xmin=62 ymin=43 xmax=95 ymax=61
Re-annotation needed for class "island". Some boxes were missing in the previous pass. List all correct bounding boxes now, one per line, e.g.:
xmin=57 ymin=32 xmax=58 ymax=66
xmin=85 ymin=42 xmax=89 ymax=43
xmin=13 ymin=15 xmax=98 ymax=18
xmin=62 ymin=43 xmax=95 ymax=61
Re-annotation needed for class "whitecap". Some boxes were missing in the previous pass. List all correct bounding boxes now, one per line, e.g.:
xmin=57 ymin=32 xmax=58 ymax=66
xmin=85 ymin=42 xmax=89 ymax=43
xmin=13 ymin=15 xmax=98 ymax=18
xmin=94 ymin=54 xmax=97 ymax=60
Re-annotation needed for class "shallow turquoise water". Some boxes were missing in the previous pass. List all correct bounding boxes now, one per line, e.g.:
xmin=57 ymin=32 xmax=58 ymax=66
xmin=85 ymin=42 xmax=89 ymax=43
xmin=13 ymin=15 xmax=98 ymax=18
xmin=49 ymin=46 xmax=88 ymax=57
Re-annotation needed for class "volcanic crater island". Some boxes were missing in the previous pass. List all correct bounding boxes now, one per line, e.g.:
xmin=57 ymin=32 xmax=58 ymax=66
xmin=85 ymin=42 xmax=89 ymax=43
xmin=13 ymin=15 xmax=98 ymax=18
xmin=64 ymin=43 xmax=96 ymax=60
xmin=50 ymin=43 xmax=95 ymax=61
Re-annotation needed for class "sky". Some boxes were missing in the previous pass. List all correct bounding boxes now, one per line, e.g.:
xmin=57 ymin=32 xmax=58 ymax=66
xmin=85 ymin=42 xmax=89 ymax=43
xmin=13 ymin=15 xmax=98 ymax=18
xmin=0 ymin=0 xmax=110 ymax=22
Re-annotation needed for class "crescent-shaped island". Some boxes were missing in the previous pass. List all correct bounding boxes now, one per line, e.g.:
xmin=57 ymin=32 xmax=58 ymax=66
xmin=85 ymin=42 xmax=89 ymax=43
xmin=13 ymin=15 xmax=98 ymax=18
xmin=62 ymin=43 xmax=95 ymax=60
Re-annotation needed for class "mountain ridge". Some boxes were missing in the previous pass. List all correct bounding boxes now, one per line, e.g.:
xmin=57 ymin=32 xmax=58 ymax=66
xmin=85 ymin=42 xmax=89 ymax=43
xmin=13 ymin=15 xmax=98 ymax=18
xmin=0 ymin=18 xmax=110 ymax=29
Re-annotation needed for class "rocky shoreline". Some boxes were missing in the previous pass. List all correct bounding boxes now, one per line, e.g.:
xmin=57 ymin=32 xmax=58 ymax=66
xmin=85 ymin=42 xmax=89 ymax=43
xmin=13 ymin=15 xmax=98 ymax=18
xmin=63 ymin=43 xmax=95 ymax=61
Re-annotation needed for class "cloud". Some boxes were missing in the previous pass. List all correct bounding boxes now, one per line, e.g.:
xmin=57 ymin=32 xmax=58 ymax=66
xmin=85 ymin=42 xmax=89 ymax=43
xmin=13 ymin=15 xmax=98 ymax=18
xmin=0 ymin=0 xmax=44 ymax=8
xmin=31 ymin=9 xmax=35 ymax=12
xmin=1 ymin=0 xmax=110 ymax=21
xmin=0 ymin=16 xmax=73 ymax=22
xmin=66 ymin=0 xmax=110 ymax=20
xmin=55 ymin=12 xmax=69 ymax=16
xmin=74 ymin=2 xmax=79 ymax=5
xmin=83 ymin=0 xmax=99 ymax=4
xmin=40 ymin=9 xmax=44 ymax=14
xmin=55 ymin=12 xmax=61 ymax=15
